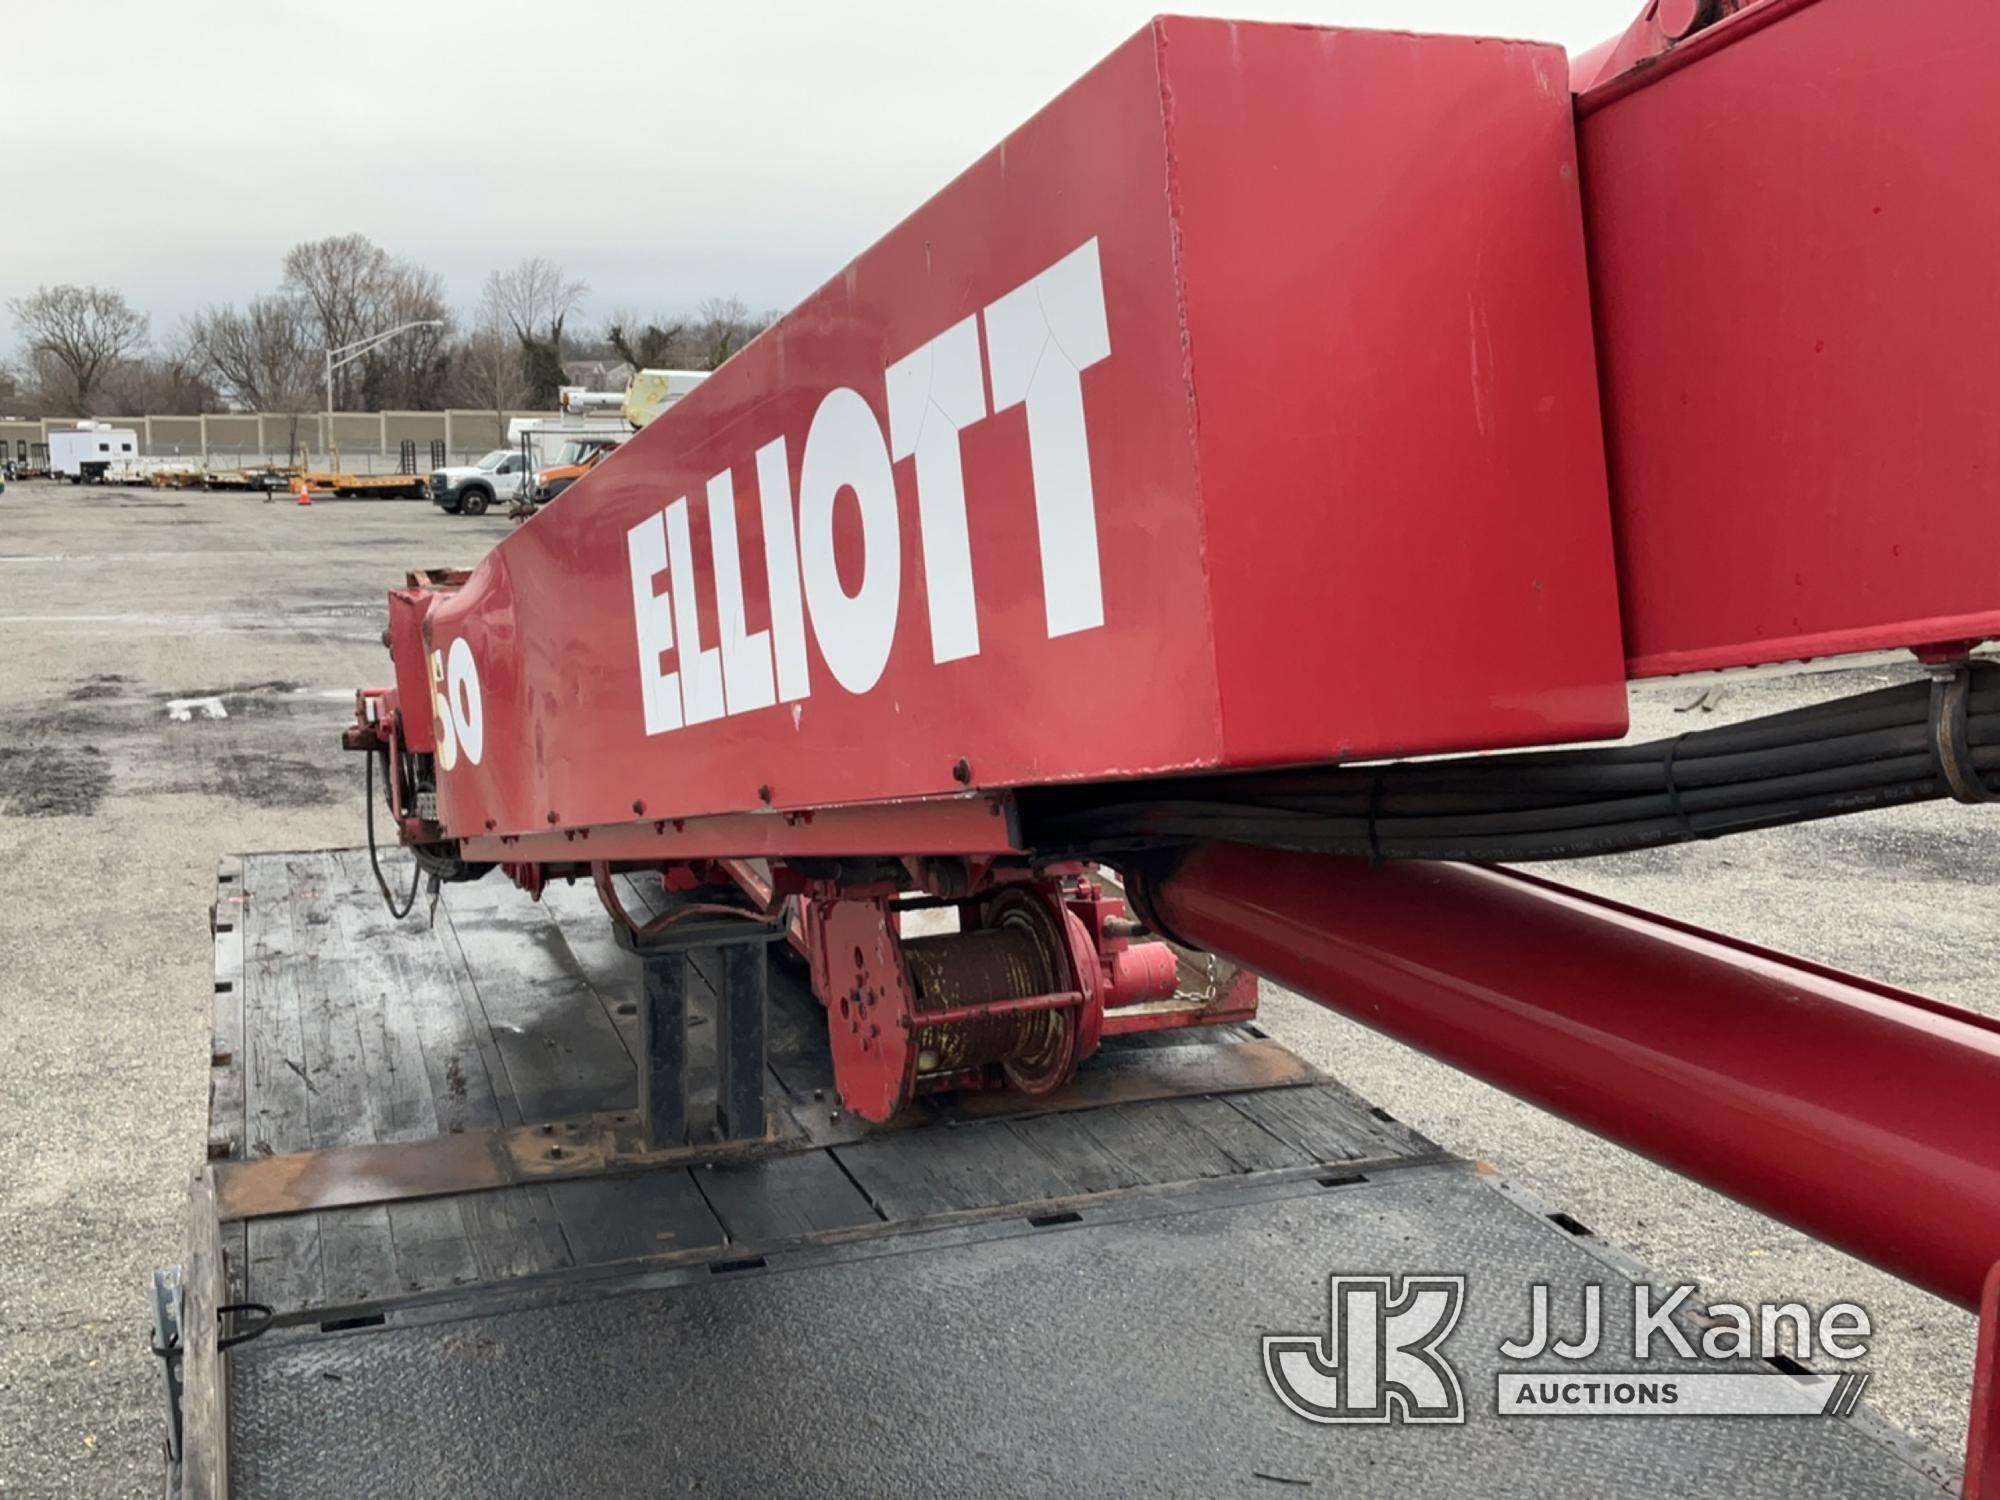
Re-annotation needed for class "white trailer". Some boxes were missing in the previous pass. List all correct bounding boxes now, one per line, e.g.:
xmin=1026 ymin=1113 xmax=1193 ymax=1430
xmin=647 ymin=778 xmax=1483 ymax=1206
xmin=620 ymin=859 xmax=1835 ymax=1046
xmin=48 ymin=422 xmax=139 ymax=483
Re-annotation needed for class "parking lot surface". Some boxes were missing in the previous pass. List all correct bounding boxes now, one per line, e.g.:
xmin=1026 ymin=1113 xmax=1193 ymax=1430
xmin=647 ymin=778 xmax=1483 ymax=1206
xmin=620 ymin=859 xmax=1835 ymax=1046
xmin=0 ymin=480 xmax=1983 ymax=1493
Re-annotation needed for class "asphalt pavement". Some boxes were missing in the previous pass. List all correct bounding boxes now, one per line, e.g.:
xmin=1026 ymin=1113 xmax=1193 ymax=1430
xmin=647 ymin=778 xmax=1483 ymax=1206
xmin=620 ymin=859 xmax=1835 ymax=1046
xmin=0 ymin=481 xmax=498 ymax=1496
xmin=0 ymin=478 xmax=1985 ymax=1493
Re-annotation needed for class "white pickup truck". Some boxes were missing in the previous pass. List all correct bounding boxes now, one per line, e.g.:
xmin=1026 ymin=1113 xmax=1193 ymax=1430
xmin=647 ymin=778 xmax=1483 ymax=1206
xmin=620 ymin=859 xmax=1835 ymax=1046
xmin=429 ymin=449 xmax=529 ymax=516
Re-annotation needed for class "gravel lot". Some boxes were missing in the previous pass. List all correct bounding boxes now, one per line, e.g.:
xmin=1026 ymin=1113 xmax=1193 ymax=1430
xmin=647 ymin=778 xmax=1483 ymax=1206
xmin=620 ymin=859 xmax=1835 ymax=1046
xmin=0 ymin=478 xmax=1984 ymax=1493
xmin=0 ymin=481 xmax=499 ymax=1496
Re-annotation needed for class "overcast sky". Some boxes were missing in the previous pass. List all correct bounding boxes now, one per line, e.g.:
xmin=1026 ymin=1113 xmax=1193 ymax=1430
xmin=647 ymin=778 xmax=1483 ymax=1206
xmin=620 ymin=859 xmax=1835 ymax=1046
xmin=1 ymin=0 xmax=1631 ymax=338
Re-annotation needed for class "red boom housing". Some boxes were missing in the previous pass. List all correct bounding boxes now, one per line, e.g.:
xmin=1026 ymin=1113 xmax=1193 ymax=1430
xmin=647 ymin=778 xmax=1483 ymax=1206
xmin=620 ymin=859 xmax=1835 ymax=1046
xmin=422 ymin=20 xmax=1624 ymax=855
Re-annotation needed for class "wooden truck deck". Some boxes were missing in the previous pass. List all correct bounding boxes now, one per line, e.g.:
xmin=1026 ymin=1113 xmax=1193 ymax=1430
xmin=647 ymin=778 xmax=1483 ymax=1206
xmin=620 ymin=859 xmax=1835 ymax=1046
xmin=163 ymin=849 xmax=1955 ymax=1498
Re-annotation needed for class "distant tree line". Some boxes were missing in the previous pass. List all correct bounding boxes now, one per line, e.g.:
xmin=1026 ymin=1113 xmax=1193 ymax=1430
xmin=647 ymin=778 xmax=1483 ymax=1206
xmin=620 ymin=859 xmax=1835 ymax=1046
xmin=0 ymin=233 xmax=777 ymax=423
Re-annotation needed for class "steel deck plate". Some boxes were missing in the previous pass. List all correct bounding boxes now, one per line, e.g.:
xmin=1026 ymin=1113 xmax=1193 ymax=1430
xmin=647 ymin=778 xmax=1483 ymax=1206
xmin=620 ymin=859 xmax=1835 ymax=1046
xmin=223 ymin=1166 xmax=1946 ymax=1499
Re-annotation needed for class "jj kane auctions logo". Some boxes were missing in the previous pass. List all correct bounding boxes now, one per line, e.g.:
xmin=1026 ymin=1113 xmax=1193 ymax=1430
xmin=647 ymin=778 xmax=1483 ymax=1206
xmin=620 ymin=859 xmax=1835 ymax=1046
xmin=1265 ymin=1275 xmax=1873 ymax=1423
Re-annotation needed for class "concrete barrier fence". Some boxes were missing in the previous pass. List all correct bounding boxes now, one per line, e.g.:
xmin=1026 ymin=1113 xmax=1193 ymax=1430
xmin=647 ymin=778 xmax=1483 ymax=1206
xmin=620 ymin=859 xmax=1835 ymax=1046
xmin=0 ymin=410 xmax=559 ymax=471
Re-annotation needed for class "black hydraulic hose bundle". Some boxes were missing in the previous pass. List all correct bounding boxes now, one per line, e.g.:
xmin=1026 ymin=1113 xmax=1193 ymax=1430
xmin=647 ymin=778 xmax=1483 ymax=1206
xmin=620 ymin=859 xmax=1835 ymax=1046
xmin=1024 ymin=663 xmax=2000 ymax=863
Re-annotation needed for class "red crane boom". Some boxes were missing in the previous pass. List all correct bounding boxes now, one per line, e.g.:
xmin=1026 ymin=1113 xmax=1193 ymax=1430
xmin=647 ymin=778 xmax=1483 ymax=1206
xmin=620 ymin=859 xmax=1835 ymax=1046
xmin=347 ymin=0 xmax=2000 ymax=1477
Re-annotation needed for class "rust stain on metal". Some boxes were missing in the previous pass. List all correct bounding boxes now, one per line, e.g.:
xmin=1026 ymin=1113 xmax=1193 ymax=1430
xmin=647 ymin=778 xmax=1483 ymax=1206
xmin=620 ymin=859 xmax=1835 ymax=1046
xmin=213 ymin=1112 xmax=788 ymax=1222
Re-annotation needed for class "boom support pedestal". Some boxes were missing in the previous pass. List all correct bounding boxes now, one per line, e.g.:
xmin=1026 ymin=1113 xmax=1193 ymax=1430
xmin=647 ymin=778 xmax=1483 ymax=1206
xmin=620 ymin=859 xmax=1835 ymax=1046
xmin=616 ymin=912 xmax=788 ymax=1149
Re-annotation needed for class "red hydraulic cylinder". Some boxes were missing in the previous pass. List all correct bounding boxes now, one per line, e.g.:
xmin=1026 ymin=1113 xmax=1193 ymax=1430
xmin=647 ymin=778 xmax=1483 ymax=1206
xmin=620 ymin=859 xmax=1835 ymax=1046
xmin=1141 ymin=843 xmax=2000 ymax=1310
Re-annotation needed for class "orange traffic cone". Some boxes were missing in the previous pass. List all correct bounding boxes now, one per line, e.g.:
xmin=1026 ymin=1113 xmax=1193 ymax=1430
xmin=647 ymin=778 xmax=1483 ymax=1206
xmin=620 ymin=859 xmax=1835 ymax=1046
xmin=295 ymin=478 xmax=312 ymax=506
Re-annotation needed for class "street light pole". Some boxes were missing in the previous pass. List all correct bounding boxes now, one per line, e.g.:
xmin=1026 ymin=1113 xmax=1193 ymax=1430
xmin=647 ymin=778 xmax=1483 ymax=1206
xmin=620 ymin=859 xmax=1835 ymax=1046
xmin=322 ymin=319 xmax=445 ymax=472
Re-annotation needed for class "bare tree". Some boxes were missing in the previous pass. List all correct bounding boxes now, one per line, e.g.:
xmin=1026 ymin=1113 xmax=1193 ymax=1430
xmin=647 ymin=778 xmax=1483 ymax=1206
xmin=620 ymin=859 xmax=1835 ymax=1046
xmin=484 ymin=257 xmax=587 ymax=347
xmin=690 ymin=296 xmax=774 ymax=371
xmin=482 ymin=257 xmax=588 ymax=403
xmin=597 ymin=298 xmax=770 ymax=376
xmin=604 ymin=311 xmax=686 ymax=372
xmin=281 ymin=234 xmax=452 ymax=409
xmin=190 ymin=297 xmax=317 ymax=409
xmin=10 ymin=349 xmax=70 ymax=413
xmin=187 ymin=295 xmax=322 ymax=458
xmin=100 ymin=324 xmax=221 ymax=415
xmin=358 ymin=262 xmax=451 ymax=410
xmin=281 ymin=234 xmax=387 ymax=406
xmin=150 ymin=321 xmax=220 ymax=410
xmin=7 ymin=284 xmax=149 ymax=415
xmin=448 ymin=323 xmax=532 ymax=437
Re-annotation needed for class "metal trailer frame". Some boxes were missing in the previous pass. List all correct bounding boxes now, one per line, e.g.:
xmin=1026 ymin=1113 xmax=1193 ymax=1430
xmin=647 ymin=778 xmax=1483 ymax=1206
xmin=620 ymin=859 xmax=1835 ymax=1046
xmin=162 ymin=851 xmax=1955 ymax=1497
